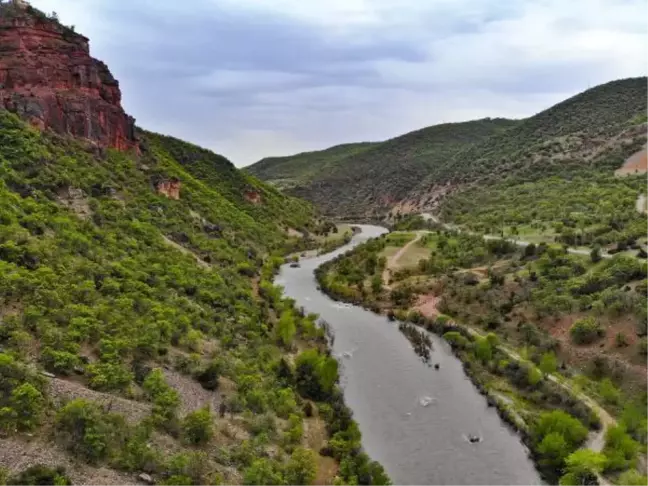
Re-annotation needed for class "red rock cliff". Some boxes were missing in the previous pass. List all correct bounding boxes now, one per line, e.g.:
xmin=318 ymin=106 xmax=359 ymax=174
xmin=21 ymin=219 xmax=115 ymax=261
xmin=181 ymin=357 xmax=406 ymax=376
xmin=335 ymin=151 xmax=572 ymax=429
xmin=0 ymin=4 xmax=138 ymax=151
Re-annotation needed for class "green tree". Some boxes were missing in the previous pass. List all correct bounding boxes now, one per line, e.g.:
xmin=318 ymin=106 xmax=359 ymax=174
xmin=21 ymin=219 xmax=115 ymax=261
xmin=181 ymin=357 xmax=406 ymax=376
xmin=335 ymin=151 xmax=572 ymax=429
xmin=539 ymin=352 xmax=557 ymax=376
xmin=243 ymin=458 xmax=284 ymax=485
xmin=537 ymin=432 xmax=571 ymax=469
xmin=559 ymin=449 xmax=606 ymax=485
xmin=285 ymin=447 xmax=317 ymax=485
xmin=599 ymin=378 xmax=620 ymax=405
xmin=590 ymin=244 xmax=602 ymax=263
xmin=617 ymin=470 xmax=648 ymax=485
xmin=473 ymin=337 xmax=492 ymax=363
xmin=55 ymin=399 xmax=127 ymax=462
xmin=532 ymin=410 xmax=588 ymax=447
xmin=182 ymin=407 xmax=214 ymax=445
xmin=603 ymin=425 xmax=639 ymax=472
xmin=276 ymin=310 xmax=297 ymax=347
xmin=570 ymin=317 xmax=604 ymax=344
xmin=10 ymin=383 xmax=44 ymax=431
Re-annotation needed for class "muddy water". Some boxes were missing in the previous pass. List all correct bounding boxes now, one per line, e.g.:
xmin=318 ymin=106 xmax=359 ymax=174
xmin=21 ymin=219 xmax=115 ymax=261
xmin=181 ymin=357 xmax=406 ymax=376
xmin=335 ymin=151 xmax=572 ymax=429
xmin=275 ymin=225 xmax=541 ymax=485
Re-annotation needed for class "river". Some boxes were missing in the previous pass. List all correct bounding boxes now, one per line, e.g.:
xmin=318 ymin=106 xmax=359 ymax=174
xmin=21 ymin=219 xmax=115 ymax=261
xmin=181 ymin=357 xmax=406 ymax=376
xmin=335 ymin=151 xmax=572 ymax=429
xmin=275 ymin=225 xmax=541 ymax=485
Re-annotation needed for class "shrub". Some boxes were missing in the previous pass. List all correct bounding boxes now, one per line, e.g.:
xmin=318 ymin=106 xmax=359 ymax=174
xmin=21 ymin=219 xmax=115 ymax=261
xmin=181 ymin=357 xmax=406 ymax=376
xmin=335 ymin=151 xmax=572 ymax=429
xmin=7 ymin=465 xmax=72 ymax=485
xmin=55 ymin=399 xmax=128 ymax=463
xmin=194 ymin=359 xmax=222 ymax=391
xmin=295 ymin=349 xmax=338 ymax=401
xmin=182 ymin=407 xmax=214 ymax=445
xmin=243 ymin=458 xmax=284 ymax=485
xmin=559 ymin=449 xmax=606 ymax=485
xmin=532 ymin=410 xmax=588 ymax=448
xmin=143 ymin=369 xmax=180 ymax=424
xmin=603 ymin=425 xmax=639 ymax=472
xmin=639 ymin=337 xmax=648 ymax=356
xmin=569 ymin=317 xmax=604 ymax=344
xmin=284 ymin=447 xmax=317 ymax=485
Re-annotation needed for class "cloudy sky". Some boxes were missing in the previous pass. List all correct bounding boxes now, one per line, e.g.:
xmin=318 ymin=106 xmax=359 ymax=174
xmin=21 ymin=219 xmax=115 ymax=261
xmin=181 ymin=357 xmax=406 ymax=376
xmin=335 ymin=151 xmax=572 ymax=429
xmin=31 ymin=0 xmax=647 ymax=166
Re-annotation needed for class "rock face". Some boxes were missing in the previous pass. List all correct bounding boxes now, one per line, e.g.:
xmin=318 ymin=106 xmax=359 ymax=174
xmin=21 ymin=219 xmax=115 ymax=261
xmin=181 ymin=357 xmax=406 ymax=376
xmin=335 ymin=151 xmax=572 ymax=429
xmin=244 ymin=189 xmax=262 ymax=204
xmin=156 ymin=179 xmax=181 ymax=200
xmin=0 ymin=3 xmax=138 ymax=151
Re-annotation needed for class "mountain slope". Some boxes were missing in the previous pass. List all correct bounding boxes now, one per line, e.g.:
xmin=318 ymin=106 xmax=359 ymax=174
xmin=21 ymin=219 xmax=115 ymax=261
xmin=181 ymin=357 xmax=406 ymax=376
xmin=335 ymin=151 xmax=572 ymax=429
xmin=248 ymin=142 xmax=378 ymax=189
xmin=0 ymin=5 xmax=388 ymax=484
xmin=249 ymin=118 xmax=517 ymax=217
xmin=417 ymin=77 xmax=648 ymax=193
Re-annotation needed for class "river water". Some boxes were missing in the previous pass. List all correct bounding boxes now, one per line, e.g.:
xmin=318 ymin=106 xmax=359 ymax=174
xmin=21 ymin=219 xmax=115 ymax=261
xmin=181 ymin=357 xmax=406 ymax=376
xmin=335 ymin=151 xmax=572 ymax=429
xmin=275 ymin=225 xmax=541 ymax=485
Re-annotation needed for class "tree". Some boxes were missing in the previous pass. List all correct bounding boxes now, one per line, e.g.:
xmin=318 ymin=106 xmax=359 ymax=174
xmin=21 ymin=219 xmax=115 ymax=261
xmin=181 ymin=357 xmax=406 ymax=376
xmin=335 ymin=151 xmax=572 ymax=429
xmin=7 ymin=465 xmax=72 ymax=485
xmin=371 ymin=275 xmax=383 ymax=294
xmin=603 ymin=425 xmax=639 ymax=471
xmin=276 ymin=310 xmax=297 ymax=347
xmin=617 ymin=470 xmax=648 ymax=485
xmin=182 ymin=407 xmax=214 ymax=445
xmin=599 ymin=378 xmax=620 ymax=405
xmin=285 ymin=447 xmax=317 ymax=485
xmin=559 ymin=449 xmax=606 ymax=485
xmin=537 ymin=432 xmax=570 ymax=469
xmin=539 ymin=352 xmax=557 ymax=376
xmin=243 ymin=459 xmax=284 ymax=485
xmin=590 ymin=244 xmax=602 ymax=263
xmin=570 ymin=317 xmax=604 ymax=344
xmin=9 ymin=382 xmax=44 ymax=431
xmin=532 ymin=410 xmax=588 ymax=447
xmin=473 ymin=337 xmax=492 ymax=363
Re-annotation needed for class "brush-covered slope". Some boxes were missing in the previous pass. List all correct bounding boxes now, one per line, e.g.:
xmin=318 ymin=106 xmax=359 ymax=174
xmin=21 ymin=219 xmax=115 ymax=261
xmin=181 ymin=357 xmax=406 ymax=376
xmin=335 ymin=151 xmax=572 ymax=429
xmin=248 ymin=142 xmax=378 ymax=189
xmin=249 ymin=118 xmax=517 ymax=217
xmin=417 ymin=77 xmax=648 ymax=194
xmin=0 ymin=108 xmax=392 ymax=485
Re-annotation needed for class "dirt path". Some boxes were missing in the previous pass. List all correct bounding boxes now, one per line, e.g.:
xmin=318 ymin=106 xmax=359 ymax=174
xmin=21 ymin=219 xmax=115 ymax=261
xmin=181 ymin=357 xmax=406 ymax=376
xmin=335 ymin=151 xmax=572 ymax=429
xmin=382 ymin=232 xmax=424 ymax=288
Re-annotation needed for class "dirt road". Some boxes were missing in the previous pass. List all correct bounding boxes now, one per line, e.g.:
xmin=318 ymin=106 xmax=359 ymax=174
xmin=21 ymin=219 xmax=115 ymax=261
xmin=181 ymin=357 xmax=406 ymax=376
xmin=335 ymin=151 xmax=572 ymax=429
xmin=382 ymin=232 xmax=424 ymax=288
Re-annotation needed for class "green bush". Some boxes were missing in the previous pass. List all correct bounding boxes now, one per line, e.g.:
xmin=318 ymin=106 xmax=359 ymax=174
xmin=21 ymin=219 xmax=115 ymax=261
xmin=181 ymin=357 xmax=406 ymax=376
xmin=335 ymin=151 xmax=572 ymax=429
xmin=603 ymin=425 xmax=639 ymax=472
xmin=284 ymin=447 xmax=317 ymax=485
xmin=6 ymin=465 xmax=72 ymax=485
xmin=55 ymin=399 xmax=128 ymax=463
xmin=569 ymin=317 xmax=604 ymax=344
xmin=182 ymin=407 xmax=214 ymax=445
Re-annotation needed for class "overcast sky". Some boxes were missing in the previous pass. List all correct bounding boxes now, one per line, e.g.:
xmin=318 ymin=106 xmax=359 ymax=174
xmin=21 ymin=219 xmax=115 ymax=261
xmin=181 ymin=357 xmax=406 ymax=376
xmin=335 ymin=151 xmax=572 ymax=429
xmin=31 ymin=0 xmax=647 ymax=166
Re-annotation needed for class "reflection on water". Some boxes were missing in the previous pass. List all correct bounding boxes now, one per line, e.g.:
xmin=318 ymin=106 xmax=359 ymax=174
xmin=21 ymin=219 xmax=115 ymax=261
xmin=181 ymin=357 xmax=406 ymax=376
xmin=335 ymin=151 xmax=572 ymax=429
xmin=276 ymin=225 xmax=541 ymax=485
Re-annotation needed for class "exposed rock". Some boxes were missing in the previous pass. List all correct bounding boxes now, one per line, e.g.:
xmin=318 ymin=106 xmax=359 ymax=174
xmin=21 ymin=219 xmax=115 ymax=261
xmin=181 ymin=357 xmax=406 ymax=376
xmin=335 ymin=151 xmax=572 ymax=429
xmin=156 ymin=178 xmax=181 ymax=200
xmin=243 ymin=188 xmax=262 ymax=204
xmin=0 ymin=3 xmax=138 ymax=151
xmin=138 ymin=473 xmax=154 ymax=484
xmin=56 ymin=186 xmax=91 ymax=219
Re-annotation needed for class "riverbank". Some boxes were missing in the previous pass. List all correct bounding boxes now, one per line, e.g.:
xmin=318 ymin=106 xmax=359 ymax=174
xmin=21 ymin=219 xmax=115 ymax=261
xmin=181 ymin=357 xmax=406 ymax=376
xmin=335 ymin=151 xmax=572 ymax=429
xmin=277 ymin=225 xmax=541 ymax=485
xmin=313 ymin=229 xmax=647 ymax=484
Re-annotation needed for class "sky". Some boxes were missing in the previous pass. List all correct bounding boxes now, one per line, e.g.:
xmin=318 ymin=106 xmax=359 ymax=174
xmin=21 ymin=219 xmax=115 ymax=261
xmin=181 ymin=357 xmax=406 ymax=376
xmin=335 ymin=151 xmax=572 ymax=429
xmin=31 ymin=0 xmax=648 ymax=166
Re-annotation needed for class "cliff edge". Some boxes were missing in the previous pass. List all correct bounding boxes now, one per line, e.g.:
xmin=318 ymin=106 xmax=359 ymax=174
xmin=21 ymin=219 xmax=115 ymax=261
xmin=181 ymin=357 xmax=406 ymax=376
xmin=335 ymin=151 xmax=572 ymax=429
xmin=0 ymin=2 xmax=138 ymax=151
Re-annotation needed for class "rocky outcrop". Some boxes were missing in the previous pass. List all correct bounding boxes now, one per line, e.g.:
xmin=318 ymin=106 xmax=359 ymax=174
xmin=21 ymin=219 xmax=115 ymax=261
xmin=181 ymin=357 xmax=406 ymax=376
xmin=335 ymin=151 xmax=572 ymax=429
xmin=244 ymin=189 xmax=262 ymax=204
xmin=0 ymin=3 xmax=138 ymax=151
xmin=156 ymin=178 xmax=181 ymax=200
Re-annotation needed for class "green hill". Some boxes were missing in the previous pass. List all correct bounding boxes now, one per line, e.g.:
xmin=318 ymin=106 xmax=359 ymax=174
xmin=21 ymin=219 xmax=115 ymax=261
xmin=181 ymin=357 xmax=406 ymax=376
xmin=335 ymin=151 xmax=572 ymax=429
xmin=417 ymin=77 xmax=648 ymax=192
xmin=248 ymin=118 xmax=517 ymax=217
xmin=0 ymin=110 xmax=387 ymax=484
xmin=247 ymin=142 xmax=378 ymax=189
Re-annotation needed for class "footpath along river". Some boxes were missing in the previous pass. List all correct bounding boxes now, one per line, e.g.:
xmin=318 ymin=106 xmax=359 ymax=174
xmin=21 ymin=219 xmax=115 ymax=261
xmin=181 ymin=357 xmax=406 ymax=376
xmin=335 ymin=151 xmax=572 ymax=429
xmin=275 ymin=224 xmax=541 ymax=485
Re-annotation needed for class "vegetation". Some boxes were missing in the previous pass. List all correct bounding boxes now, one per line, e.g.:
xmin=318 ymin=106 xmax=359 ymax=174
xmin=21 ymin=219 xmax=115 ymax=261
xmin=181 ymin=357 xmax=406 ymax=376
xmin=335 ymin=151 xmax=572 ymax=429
xmin=0 ymin=109 xmax=388 ymax=483
xmin=249 ymin=118 xmax=517 ymax=218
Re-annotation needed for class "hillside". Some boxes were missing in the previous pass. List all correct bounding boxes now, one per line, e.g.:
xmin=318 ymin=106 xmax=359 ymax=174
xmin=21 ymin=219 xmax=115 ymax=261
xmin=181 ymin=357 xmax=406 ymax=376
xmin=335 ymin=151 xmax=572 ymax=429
xmin=248 ymin=142 xmax=378 ymax=189
xmin=414 ymin=77 xmax=648 ymax=197
xmin=250 ymin=78 xmax=646 ymax=220
xmin=248 ymin=118 xmax=517 ymax=218
xmin=0 ymin=4 xmax=388 ymax=485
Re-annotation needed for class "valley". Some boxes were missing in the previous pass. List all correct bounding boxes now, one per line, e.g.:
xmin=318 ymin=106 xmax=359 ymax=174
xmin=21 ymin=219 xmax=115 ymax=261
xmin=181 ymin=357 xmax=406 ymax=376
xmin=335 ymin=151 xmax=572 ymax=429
xmin=0 ymin=1 xmax=645 ymax=485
